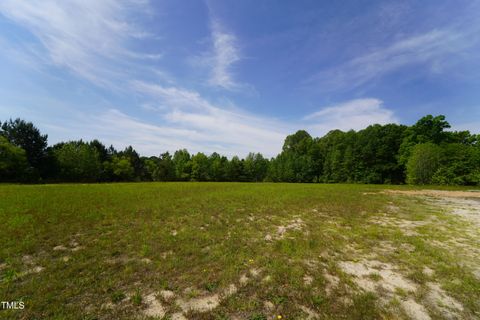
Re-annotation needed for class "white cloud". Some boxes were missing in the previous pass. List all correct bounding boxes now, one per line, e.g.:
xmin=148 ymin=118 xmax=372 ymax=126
xmin=0 ymin=1 xmax=281 ymax=156
xmin=44 ymin=106 xmax=287 ymax=158
xmin=190 ymin=18 xmax=244 ymax=91
xmin=131 ymin=81 xmax=400 ymax=156
xmin=95 ymin=96 xmax=399 ymax=157
xmin=304 ymin=98 xmax=398 ymax=136
xmin=0 ymin=2 xmax=407 ymax=157
xmin=131 ymin=80 xmax=287 ymax=157
xmin=131 ymin=80 xmax=213 ymax=111
xmin=208 ymin=20 xmax=242 ymax=90
xmin=2 ymin=94 xmax=399 ymax=158
xmin=307 ymin=28 xmax=475 ymax=92
xmin=0 ymin=0 xmax=155 ymax=87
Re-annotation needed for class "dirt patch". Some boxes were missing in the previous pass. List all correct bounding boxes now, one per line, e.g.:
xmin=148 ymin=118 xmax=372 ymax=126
xmin=69 ymin=240 xmax=84 ymax=251
xmin=160 ymin=290 xmax=175 ymax=301
xmin=24 ymin=266 xmax=44 ymax=275
xmin=384 ymin=189 xmax=480 ymax=198
xmin=423 ymin=267 xmax=434 ymax=277
xmin=426 ymin=282 xmax=463 ymax=319
xmin=22 ymin=255 xmax=35 ymax=265
xmin=18 ymin=255 xmax=44 ymax=278
xmin=53 ymin=242 xmax=83 ymax=252
xmin=171 ymin=283 xmax=238 ymax=316
xmin=143 ymin=293 xmax=166 ymax=318
xmin=171 ymin=312 xmax=187 ymax=320
xmin=299 ymin=305 xmax=320 ymax=319
xmin=339 ymin=260 xmax=416 ymax=294
xmin=161 ymin=250 xmax=174 ymax=259
xmin=338 ymin=259 xmax=447 ymax=319
xmin=239 ymin=274 xmax=249 ymax=286
xmin=386 ymin=203 xmax=400 ymax=212
xmin=263 ymin=300 xmax=275 ymax=312
xmin=265 ymin=217 xmax=305 ymax=241
xmin=222 ymin=284 xmax=238 ymax=298
xmin=303 ymin=275 xmax=313 ymax=286
xmin=428 ymin=197 xmax=480 ymax=227
xmin=385 ymin=189 xmax=480 ymax=229
xmin=303 ymin=258 xmax=320 ymax=270
xmin=402 ymin=299 xmax=431 ymax=320
xmin=323 ymin=270 xmax=340 ymax=295
xmin=370 ymin=215 xmax=430 ymax=236
xmin=176 ymin=294 xmax=220 ymax=313
xmin=101 ymin=301 xmax=115 ymax=310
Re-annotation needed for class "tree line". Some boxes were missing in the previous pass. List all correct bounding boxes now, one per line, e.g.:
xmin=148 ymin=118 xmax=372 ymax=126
xmin=1 ymin=115 xmax=479 ymax=185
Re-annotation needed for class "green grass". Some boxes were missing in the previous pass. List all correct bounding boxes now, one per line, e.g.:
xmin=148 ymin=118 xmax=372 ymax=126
xmin=0 ymin=182 xmax=479 ymax=319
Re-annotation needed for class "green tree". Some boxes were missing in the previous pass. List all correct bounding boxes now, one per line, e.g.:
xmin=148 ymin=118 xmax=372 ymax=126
xmin=272 ymin=130 xmax=316 ymax=182
xmin=355 ymin=124 xmax=407 ymax=183
xmin=0 ymin=136 xmax=28 ymax=181
xmin=399 ymin=115 xmax=450 ymax=166
xmin=1 ymin=118 xmax=48 ymax=179
xmin=209 ymin=153 xmax=228 ymax=181
xmin=105 ymin=155 xmax=135 ymax=181
xmin=317 ymin=130 xmax=351 ymax=182
xmin=282 ymin=130 xmax=313 ymax=154
xmin=154 ymin=152 xmax=175 ymax=181
xmin=406 ymin=143 xmax=442 ymax=185
xmin=53 ymin=141 xmax=101 ymax=182
xmin=142 ymin=156 xmax=158 ymax=181
xmin=244 ymin=153 xmax=268 ymax=182
xmin=173 ymin=149 xmax=191 ymax=181
xmin=227 ymin=156 xmax=245 ymax=181
xmin=119 ymin=146 xmax=144 ymax=181
xmin=191 ymin=152 xmax=210 ymax=181
xmin=432 ymin=143 xmax=480 ymax=185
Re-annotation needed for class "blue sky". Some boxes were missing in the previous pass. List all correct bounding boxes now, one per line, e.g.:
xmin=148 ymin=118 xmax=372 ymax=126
xmin=0 ymin=1 xmax=479 ymax=157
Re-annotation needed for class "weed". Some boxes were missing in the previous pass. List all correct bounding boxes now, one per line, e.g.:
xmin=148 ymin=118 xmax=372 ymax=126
xmin=131 ymin=290 xmax=142 ymax=306
xmin=1 ymin=268 xmax=17 ymax=283
xmin=369 ymin=273 xmax=382 ymax=281
xmin=312 ymin=295 xmax=326 ymax=307
xmin=111 ymin=291 xmax=126 ymax=304
xmin=205 ymin=282 xmax=219 ymax=292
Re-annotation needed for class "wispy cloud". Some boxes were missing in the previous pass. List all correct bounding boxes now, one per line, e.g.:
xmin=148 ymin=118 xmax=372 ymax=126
xmin=132 ymin=80 xmax=287 ymax=156
xmin=2 ymin=2 xmax=427 ymax=157
xmin=191 ymin=17 xmax=244 ymax=91
xmin=0 ymin=0 xmax=155 ymax=87
xmin=132 ymin=80 xmax=401 ymax=155
xmin=208 ymin=20 xmax=241 ymax=90
xmin=306 ymin=28 xmax=476 ymax=92
xmin=1 ymin=89 xmax=400 ymax=157
xmin=92 ymin=96 xmax=399 ymax=157
xmin=304 ymin=98 xmax=398 ymax=135
xmin=131 ymin=80 xmax=213 ymax=111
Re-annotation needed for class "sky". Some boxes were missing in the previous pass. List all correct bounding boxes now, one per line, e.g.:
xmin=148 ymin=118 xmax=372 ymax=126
xmin=0 ymin=0 xmax=479 ymax=157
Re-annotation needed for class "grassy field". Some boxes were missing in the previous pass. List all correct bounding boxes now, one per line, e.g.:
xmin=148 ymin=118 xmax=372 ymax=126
xmin=0 ymin=183 xmax=479 ymax=320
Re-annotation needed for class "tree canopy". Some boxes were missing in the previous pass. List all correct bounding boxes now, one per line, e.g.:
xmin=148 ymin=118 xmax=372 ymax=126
xmin=1 ymin=115 xmax=479 ymax=185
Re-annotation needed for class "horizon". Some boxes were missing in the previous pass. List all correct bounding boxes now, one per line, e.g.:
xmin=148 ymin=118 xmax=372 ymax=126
xmin=1 ymin=1 xmax=479 ymax=158
xmin=0 ymin=114 xmax=470 ymax=160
